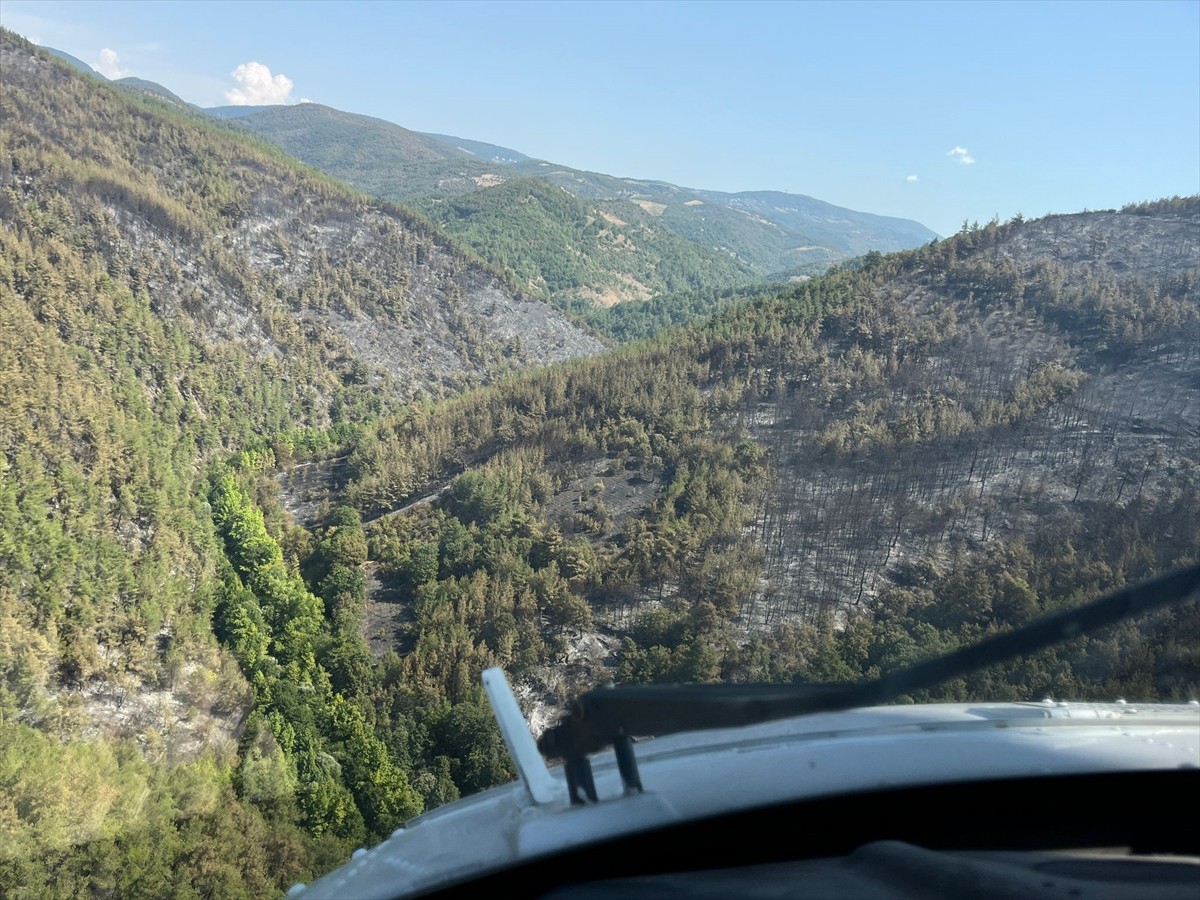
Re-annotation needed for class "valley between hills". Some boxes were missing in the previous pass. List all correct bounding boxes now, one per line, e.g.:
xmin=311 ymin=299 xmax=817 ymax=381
xmin=1 ymin=31 xmax=1197 ymax=898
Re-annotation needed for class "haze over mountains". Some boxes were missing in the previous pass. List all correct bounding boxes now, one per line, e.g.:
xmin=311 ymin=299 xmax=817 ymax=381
xmin=2 ymin=31 xmax=1196 ymax=900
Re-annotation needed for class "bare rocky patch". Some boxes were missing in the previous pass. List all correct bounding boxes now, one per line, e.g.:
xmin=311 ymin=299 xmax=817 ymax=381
xmin=360 ymin=563 xmax=415 ymax=659
xmin=514 ymin=630 xmax=622 ymax=736
xmin=540 ymin=457 xmax=661 ymax=546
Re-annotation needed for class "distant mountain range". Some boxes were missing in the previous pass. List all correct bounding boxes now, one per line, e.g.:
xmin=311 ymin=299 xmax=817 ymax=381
xmin=224 ymin=102 xmax=936 ymax=265
xmin=39 ymin=45 xmax=196 ymax=112
xmin=114 ymin=76 xmax=192 ymax=107
xmin=34 ymin=44 xmax=936 ymax=312
xmin=419 ymin=132 xmax=531 ymax=164
xmin=41 ymin=45 xmax=96 ymax=74
xmin=218 ymin=102 xmax=937 ymax=306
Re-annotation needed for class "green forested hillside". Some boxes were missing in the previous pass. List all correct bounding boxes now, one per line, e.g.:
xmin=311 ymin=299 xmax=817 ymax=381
xmin=224 ymin=102 xmax=474 ymax=179
xmin=330 ymin=202 xmax=1198 ymax=717
xmin=224 ymin=103 xmax=937 ymax=331
xmin=515 ymin=165 xmax=940 ymax=270
xmin=0 ymin=31 xmax=595 ymax=896
xmin=417 ymin=177 xmax=754 ymax=304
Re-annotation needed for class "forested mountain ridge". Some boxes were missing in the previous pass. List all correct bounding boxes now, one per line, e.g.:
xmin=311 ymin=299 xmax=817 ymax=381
xmin=746 ymin=206 xmax=1198 ymax=623
xmin=41 ymin=44 xmax=204 ymax=112
xmin=29 ymin=47 xmax=932 ymax=333
xmin=40 ymin=45 xmax=97 ymax=76
xmin=222 ymin=105 xmax=762 ymax=310
xmin=0 ymin=31 xmax=601 ymax=896
xmin=417 ymin=132 xmax=531 ymax=164
xmin=218 ymin=102 xmax=476 ymax=171
xmin=43 ymin=48 xmax=937 ymax=334
xmin=693 ymin=187 xmax=945 ymax=258
xmin=221 ymin=102 xmax=937 ymax=316
xmin=418 ymin=176 xmax=755 ymax=306
xmin=2 ymin=36 xmax=602 ymax=401
xmin=312 ymin=200 xmax=1197 ymax=722
xmin=512 ymin=165 xmax=938 ymax=265
xmin=111 ymin=76 xmax=193 ymax=110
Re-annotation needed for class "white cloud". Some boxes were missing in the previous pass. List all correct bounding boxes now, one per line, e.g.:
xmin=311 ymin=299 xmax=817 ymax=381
xmin=225 ymin=62 xmax=294 ymax=105
xmin=95 ymin=47 xmax=126 ymax=79
xmin=947 ymin=146 xmax=975 ymax=165
xmin=906 ymin=174 xmax=919 ymax=183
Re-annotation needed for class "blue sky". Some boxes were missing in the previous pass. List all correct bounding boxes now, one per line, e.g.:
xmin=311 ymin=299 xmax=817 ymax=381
xmin=3 ymin=0 xmax=1197 ymax=237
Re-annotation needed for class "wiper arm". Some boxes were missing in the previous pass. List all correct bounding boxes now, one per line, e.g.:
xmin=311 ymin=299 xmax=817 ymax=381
xmin=538 ymin=563 xmax=1200 ymax=803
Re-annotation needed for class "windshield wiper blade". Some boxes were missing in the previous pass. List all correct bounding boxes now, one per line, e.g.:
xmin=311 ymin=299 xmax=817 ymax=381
xmin=538 ymin=563 xmax=1200 ymax=803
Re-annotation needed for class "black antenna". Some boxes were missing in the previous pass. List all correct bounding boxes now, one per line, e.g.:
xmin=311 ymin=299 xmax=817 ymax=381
xmin=538 ymin=564 xmax=1200 ymax=803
